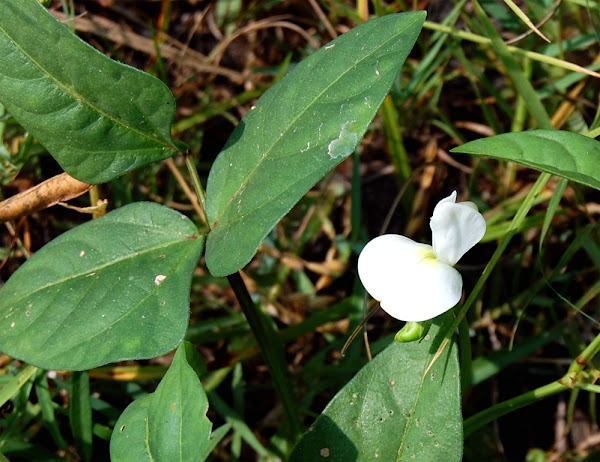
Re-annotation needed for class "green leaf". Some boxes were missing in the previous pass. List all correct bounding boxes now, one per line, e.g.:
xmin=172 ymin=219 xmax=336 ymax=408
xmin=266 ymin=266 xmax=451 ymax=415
xmin=289 ymin=315 xmax=462 ymax=462
xmin=110 ymin=395 xmax=154 ymax=461
xmin=110 ymin=342 xmax=212 ymax=462
xmin=205 ymin=12 xmax=426 ymax=276
xmin=0 ymin=1 xmax=180 ymax=184
xmin=199 ymin=423 xmax=232 ymax=462
xmin=452 ymin=130 xmax=600 ymax=190
xmin=0 ymin=202 xmax=204 ymax=370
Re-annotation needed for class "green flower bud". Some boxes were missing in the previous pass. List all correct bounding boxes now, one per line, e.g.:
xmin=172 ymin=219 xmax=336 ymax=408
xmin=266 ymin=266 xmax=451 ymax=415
xmin=394 ymin=320 xmax=432 ymax=343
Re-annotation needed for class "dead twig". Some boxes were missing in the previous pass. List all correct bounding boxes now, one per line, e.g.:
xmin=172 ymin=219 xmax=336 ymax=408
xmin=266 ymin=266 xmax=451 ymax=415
xmin=0 ymin=172 xmax=92 ymax=224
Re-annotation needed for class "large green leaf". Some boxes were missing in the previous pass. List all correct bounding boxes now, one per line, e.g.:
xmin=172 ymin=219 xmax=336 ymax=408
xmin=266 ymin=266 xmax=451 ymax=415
xmin=0 ymin=202 xmax=204 ymax=370
xmin=452 ymin=130 xmax=600 ymax=190
xmin=289 ymin=314 xmax=462 ymax=462
xmin=0 ymin=1 xmax=180 ymax=184
xmin=205 ymin=12 xmax=426 ymax=276
xmin=110 ymin=342 xmax=212 ymax=462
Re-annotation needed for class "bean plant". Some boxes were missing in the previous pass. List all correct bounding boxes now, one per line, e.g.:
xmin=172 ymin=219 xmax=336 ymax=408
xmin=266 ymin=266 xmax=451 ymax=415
xmin=1 ymin=1 xmax=600 ymax=461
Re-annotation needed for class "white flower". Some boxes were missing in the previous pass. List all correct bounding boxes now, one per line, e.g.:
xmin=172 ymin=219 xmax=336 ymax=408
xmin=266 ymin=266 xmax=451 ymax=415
xmin=357 ymin=191 xmax=486 ymax=322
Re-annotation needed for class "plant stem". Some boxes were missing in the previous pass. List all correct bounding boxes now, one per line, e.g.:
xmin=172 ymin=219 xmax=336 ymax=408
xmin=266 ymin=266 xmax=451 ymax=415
xmin=183 ymin=154 xmax=301 ymax=436
xmin=458 ymin=316 xmax=472 ymax=396
xmin=88 ymin=185 xmax=105 ymax=219
xmin=227 ymin=272 xmax=301 ymax=438
xmin=182 ymin=154 xmax=301 ymax=436
xmin=463 ymin=377 xmax=570 ymax=438
xmin=184 ymin=154 xmax=208 ymax=224
xmin=465 ymin=332 xmax=600 ymax=438
xmin=422 ymin=21 xmax=600 ymax=79
xmin=576 ymin=382 xmax=600 ymax=394
xmin=464 ymin=173 xmax=550 ymax=313
xmin=166 ymin=157 xmax=205 ymax=223
xmin=569 ymin=329 xmax=600 ymax=374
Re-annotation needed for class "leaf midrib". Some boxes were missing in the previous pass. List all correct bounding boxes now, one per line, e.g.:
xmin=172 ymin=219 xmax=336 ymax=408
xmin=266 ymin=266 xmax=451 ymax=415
xmin=145 ymin=405 xmax=157 ymax=462
xmin=396 ymin=344 xmax=449 ymax=461
xmin=3 ymin=234 xmax=198 ymax=306
xmin=215 ymin=160 xmax=320 ymax=230
xmin=59 ymin=245 xmax=192 ymax=352
xmin=34 ymin=236 xmax=201 ymax=366
xmin=0 ymin=3 xmax=171 ymax=150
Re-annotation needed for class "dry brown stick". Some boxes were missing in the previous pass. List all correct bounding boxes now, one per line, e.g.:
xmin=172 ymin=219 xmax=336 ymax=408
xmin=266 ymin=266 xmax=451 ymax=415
xmin=505 ymin=0 xmax=563 ymax=45
xmin=164 ymin=157 xmax=207 ymax=226
xmin=308 ymin=0 xmax=338 ymax=39
xmin=0 ymin=172 xmax=92 ymax=224
xmin=208 ymin=16 xmax=321 ymax=66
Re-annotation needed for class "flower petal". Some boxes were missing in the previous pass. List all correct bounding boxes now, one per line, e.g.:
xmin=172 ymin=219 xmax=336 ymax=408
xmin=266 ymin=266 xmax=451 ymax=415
xmin=357 ymin=234 xmax=463 ymax=322
xmin=430 ymin=191 xmax=486 ymax=266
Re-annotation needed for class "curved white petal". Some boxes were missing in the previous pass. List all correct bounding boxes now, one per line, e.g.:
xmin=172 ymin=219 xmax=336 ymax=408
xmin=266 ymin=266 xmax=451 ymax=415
xmin=357 ymin=234 xmax=463 ymax=322
xmin=460 ymin=201 xmax=479 ymax=211
xmin=434 ymin=190 xmax=458 ymax=208
xmin=430 ymin=192 xmax=486 ymax=266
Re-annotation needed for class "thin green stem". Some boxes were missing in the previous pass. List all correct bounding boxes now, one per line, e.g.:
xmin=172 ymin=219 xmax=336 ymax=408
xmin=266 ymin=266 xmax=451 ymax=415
xmin=576 ymin=382 xmax=600 ymax=394
xmin=88 ymin=185 xmax=104 ymax=219
xmin=569 ymin=330 xmax=600 ymax=374
xmin=422 ymin=21 xmax=600 ymax=79
xmin=458 ymin=316 xmax=472 ymax=396
xmin=227 ymin=272 xmax=301 ymax=438
xmin=586 ymin=126 xmax=600 ymax=138
xmin=185 ymin=154 xmax=208 ymax=224
xmin=465 ymin=357 xmax=600 ymax=437
xmin=423 ymin=20 xmax=492 ymax=45
xmin=462 ymin=173 xmax=551 ymax=314
xmin=464 ymin=377 xmax=570 ymax=438
xmin=89 ymin=185 xmax=99 ymax=205
xmin=183 ymin=153 xmax=300 ymax=436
